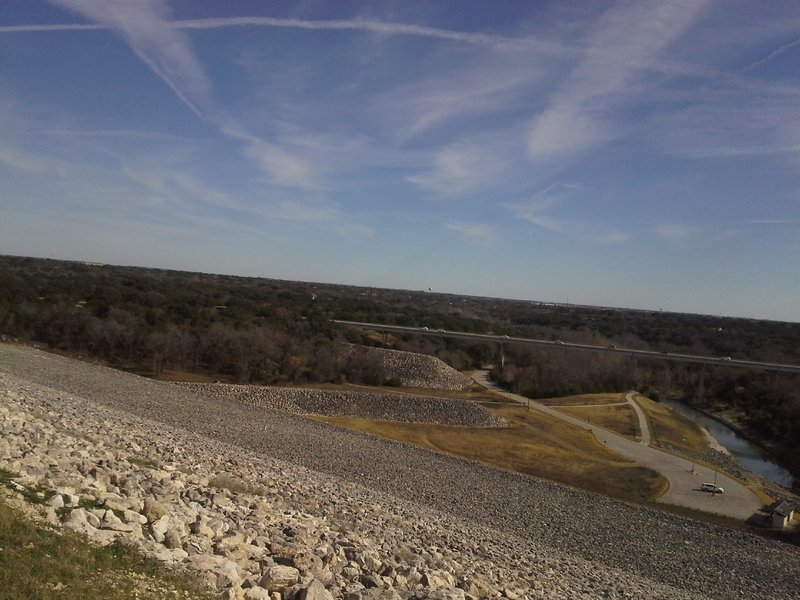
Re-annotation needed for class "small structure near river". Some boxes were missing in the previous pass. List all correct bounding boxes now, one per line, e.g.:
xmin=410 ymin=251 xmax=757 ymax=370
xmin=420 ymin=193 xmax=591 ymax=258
xmin=765 ymin=501 xmax=796 ymax=529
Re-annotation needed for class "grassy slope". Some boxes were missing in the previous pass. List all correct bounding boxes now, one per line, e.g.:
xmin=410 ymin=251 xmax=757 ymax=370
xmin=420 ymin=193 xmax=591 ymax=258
xmin=634 ymin=394 xmax=709 ymax=454
xmin=556 ymin=404 xmax=640 ymax=439
xmin=0 ymin=495 xmax=218 ymax=600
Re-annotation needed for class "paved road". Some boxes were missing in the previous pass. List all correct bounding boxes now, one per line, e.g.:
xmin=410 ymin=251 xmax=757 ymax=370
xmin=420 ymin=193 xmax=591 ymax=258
xmin=626 ymin=392 xmax=652 ymax=445
xmin=471 ymin=371 xmax=762 ymax=520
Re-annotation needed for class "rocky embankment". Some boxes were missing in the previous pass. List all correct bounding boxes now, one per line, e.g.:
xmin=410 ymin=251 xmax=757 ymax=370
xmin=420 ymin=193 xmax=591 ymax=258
xmin=1 ymin=343 xmax=800 ymax=600
xmin=352 ymin=346 xmax=472 ymax=391
xmin=179 ymin=383 xmax=505 ymax=427
xmin=653 ymin=442 xmax=749 ymax=481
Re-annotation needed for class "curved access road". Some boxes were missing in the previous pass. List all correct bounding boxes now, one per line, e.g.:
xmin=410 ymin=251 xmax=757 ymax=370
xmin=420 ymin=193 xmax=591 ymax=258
xmin=471 ymin=371 xmax=762 ymax=520
xmin=625 ymin=392 xmax=652 ymax=445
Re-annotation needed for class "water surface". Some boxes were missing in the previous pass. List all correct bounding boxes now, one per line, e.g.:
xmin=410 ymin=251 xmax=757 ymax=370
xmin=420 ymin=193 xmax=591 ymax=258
xmin=660 ymin=399 xmax=796 ymax=489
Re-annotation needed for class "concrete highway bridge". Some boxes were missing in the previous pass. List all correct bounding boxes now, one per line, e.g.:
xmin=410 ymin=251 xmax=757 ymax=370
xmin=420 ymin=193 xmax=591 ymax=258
xmin=333 ymin=320 xmax=800 ymax=374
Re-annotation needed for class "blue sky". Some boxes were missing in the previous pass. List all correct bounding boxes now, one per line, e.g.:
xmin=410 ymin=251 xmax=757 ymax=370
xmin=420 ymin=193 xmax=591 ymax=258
xmin=1 ymin=1 xmax=799 ymax=322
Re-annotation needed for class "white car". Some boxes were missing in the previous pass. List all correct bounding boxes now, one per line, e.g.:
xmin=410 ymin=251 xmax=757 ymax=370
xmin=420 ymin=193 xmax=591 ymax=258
xmin=700 ymin=483 xmax=724 ymax=494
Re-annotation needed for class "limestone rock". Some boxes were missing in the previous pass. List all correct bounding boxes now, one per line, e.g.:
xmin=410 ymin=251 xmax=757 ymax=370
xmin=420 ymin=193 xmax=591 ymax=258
xmin=142 ymin=497 xmax=168 ymax=523
xmin=46 ymin=493 xmax=64 ymax=509
xmin=190 ymin=516 xmax=216 ymax=538
xmin=243 ymin=587 xmax=272 ymax=600
xmin=421 ymin=570 xmax=455 ymax=590
xmin=426 ymin=588 xmax=467 ymax=600
xmin=260 ymin=565 xmax=300 ymax=592
xmin=296 ymin=579 xmax=334 ymax=600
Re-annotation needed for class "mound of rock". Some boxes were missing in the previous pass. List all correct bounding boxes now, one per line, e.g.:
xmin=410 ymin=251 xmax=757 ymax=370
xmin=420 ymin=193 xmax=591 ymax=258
xmin=352 ymin=346 xmax=472 ymax=391
xmin=182 ymin=383 xmax=505 ymax=427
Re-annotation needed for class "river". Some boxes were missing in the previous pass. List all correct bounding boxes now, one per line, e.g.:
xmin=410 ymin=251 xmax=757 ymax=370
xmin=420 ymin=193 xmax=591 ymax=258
xmin=661 ymin=399 xmax=796 ymax=489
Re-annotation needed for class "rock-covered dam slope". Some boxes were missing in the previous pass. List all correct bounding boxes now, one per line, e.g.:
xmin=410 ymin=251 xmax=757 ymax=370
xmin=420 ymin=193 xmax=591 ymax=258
xmin=1 ymin=343 xmax=798 ymax=599
xmin=178 ymin=382 xmax=505 ymax=427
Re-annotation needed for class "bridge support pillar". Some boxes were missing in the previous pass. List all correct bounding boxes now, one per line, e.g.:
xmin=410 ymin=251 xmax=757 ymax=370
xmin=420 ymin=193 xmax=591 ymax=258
xmin=697 ymin=363 xmax=705 ymax=403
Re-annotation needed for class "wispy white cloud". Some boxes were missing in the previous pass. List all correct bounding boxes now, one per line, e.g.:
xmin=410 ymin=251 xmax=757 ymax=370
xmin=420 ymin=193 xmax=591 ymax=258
xmin=678 ymin=143 xmax=800 ymax=159
xmin=42 ymin=128 xmax=191 ymax=141
xmin=50 ymin=0 xmax=212 ymax=118
xmin=748 ymin=219 xmax=794 ymax=225
xmin=407 ymin=140 xmax=506 ymax=196
xmin=743 ymin=37 xmax=800 ymax=72
xmin=650 ymin=90 xmax=800 ymax=160
xmin=503 ymin=183 xmax=579 ymax=233
xmin=246 ymin=197 xmax=373 ymax=241
xmin=527 ymin=0 xmax=711 ymax=159
xmin=333 ymin=221 xmax=375 ymax=242
xmin=241 ymin=138 xmax=321 ymax=191
xmin=1 ymin=14 xmax=569 ymax=55
xmin=0 ymin=143 xmax=55 ymax=173
xmin=42 ymin=0 xmax=334 ymax=193
xmin=505 ymin=195 xmax=566 ymax=234
xmin=377 ymin=56 xmax=544 ymax=140
xmin=258 ymin=198 xmax=339 ymax=223
xmin=445 ymin=221 xmax=495 ymax=246
xmin=504 ymin=183 xmax=628 ymax=244
xmin=0 ymin=22 xmax=102 ymax=32
xmin=714 ymin=228 xmax=742 ymax=241
xmin=653 ymin=224 xmax=697 ymax=242
xmin=595 ymin=232 xmax=630 ymax=244
xmin=5 ymin=4 xmax=558 ymax=197
xmin=5 ymin=152 xmax=366 ymax=247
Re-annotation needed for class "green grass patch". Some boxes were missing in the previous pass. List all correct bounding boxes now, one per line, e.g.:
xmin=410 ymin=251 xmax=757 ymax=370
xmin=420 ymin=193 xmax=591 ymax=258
xmin=0 ymin=469 xmax=49 ymax=506
xmin=0 ymin=496 xmax=219 ymax=600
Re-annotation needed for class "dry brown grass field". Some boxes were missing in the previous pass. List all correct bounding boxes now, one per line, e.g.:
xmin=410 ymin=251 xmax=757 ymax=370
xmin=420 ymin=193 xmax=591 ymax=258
xmin=539 ymin=392 xmax=629 ymax=407
xmin=320 ymin=404 xmax=668 ymax=504
xmin=556 ymin=404 xmax=640 ymax=439
xmin=634 ymin=394 xmax=708 ymax=454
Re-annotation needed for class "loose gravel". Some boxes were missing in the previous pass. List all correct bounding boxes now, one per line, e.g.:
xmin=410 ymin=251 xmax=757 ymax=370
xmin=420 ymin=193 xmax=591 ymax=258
xmin=1 ymin=343 xmax=799 ymax=599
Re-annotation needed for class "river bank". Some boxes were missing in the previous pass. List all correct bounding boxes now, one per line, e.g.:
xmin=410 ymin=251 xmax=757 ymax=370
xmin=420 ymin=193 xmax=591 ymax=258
xmin=662 ymin=397 xmax=798 ymax=493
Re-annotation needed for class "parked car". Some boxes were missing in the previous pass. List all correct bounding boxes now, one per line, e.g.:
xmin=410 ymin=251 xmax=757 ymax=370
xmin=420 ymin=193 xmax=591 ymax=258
xmin=700 ymin=483 xmax=724 ymax=494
